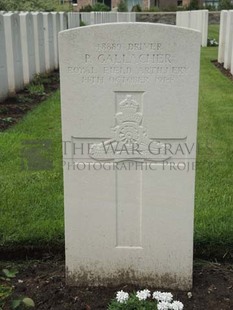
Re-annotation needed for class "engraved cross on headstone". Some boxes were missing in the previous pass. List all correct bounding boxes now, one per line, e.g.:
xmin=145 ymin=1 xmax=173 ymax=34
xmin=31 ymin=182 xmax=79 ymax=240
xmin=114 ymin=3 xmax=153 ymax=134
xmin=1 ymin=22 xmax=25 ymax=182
xmin=70 ymin=92 xmax=185 ymax=248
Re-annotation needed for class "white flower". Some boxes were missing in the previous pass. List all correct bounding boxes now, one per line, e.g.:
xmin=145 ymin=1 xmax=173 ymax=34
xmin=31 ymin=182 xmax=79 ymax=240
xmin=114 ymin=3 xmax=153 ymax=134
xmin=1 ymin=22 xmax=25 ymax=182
xmin=187 ymin=292 xmax=192 ymax=299
xmin=136 ymin=289 xmax=151 ymax=301
xmin=161 ymin=292 xmax=173 ymax=303
xmin=153 ymin=291 xmax=173 ymax=303
xmin=143 ymin=289 xmax=151 ymax=298
xmin=116 ymin=290 xmax=129 ymax=303
xmin=157 ymin=301 xmax=171 ymax=310
xmin=171 ymin=300 xmax=184 ymax=310
xmin=153 ymin=291 xmax=162 ymax=300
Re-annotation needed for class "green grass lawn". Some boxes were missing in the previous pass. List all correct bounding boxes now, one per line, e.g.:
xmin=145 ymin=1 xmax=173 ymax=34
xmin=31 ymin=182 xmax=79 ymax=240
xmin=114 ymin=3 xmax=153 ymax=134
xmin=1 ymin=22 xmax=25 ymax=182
xmin=196 ymin=46 xmax=233 ymax=252
xmin=208 ymin=24 xmax=220 ymax=41
xmin=0 ymin=31 xmax=233 ymax=256
xmin=0 ymin=92 xmax=64 ymax=247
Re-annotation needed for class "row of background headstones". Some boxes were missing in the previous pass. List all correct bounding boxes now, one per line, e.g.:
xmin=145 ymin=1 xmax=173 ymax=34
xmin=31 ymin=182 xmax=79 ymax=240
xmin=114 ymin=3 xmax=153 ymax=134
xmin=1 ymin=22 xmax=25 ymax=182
xmin=80 ymin=12 xmax=136 ymax=25
xmin=0 ymin=10 xmax=208 ymax=103
xmin=218 ymin=10 xmax=233 ymax=74
xmin=0 ymin=11 xmax=136 ymax=102
xmin=176 ymin=10 xmax=208 ymax=47
xmin=0 ymin=11 xmax=72 ymax=102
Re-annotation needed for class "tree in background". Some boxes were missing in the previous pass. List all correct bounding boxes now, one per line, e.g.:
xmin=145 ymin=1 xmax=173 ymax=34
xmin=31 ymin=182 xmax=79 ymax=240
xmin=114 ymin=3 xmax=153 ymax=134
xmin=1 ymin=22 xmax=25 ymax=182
xmin=187 ymin=0 xmax=199 ymax=10
xmin=0 ymin=0 xmax=71 ymax=11
xmin=80 ymin=3 xmax=110 ymax=11
xmin=92 ymin=2 xmax=110 ymax=11
xmin=218 ymin=0 xmax=233 ymax=9
xmin=131 ymin=4 xmax=142 ymax=11
xmin=117 ymin=0 xmax=128 ymax=11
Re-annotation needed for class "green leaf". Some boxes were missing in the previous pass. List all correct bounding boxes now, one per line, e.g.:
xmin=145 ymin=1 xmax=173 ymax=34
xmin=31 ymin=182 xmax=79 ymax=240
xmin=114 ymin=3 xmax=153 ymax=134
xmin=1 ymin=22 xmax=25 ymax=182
xmin=12 ymin=299 xmax=21 ymax=309
xmin=2 ymin=269 xmax=18 ymax=278
xmin=22 ymin=297 xmax=35 ymax=308
xmin=0 ymin=284 xmax=12 ymax=299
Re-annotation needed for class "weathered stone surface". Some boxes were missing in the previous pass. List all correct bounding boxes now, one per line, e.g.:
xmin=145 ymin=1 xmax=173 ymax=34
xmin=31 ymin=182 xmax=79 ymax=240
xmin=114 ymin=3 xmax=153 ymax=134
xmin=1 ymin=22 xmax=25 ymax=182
xmin=52 ymin=12 xmax=60 ymax=70
xmin=19 ymin=12 xmax=36 ymax=85
xmin=60 ymin=12 xmax=68 ymax=31
xmin=0 ymin=14 xmax=8 ymax=102
xmin=43 ymin=13 xmax=55 ymax=72
xmin=218 ymin=10 xmax=228 ymax=64
xmin=32 ymin=12 xmax=46 ymax=75
xmin=4 ymin=13 xmax=24 ymax=93
xmin=102 ymin=12 xmax=117 ymax=23
xmin=176 ymin=11 xmax=190 ymax=28
xmin=224 ymin=10 xmax=233 ymax=70
xmin=59 ymin=23 xmax=201 ymax=290
xmin=68 ymin=12 xmax=80 ymax=28
xmin=117 ymin=12 xmax=136 ymax=22
xmin=80 ymin=12 xmax=92 ymax=25
xmin=80 ymin=12 xmax=136 ymax=25
xmin=177 ymin=10 xmax=208 ymax=47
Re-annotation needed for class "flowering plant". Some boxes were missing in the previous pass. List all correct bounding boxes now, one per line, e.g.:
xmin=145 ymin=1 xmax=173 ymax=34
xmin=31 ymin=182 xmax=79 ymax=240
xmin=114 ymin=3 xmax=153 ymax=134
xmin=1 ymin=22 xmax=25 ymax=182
xmin=108 ymin=289 xmax=184 ymax=309
xmin=207 ymin=38 xmax=218 ymax=47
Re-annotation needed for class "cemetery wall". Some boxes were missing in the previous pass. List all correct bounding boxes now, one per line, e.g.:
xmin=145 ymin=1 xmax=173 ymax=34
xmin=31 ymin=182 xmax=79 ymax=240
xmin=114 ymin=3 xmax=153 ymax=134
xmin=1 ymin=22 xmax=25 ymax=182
xmin=136 ymin=12 xmax=176 ymax=25
xmin=209 ymin=11 xmax=220 ymax=24
xmin=136 ymin=11 xmax=220 ymax=25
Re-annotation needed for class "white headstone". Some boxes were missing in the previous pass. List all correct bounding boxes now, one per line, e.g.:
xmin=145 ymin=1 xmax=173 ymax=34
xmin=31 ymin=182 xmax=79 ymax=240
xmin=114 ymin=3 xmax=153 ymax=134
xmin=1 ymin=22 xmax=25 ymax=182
xmin=177 ymin=10 xmax=208 ymax=47
xmin=81 ymin=12 xmax=92 ymax=26
xmin=60 ymin=12 xmax=68 ymax=31
xmin=19 ymin=12 xmax=36 ymax=85
xmin=177 ymin=11 xmax=191 ymax=28
xmin=176 ymin=11 xmax=190 ymax=28
xmin=68 ymin=12 xmax=74 ymax=28
xmin=43 ymin=12 xmax=55 ymax=72
xmin=52 ymin=12 xmax=60 ymax=70
xmin=4 ymin=13 xmax=24 ymax=93
xmin=201 ymin=10 xmax=208 ymax=47
xmin=218 ymin=10 xmax=228 ymax=64
xmin=59 ymin=23 xmax=201 ymax=290
xmin=129 ymin=12 xmax=136 ymax=22
xmin=93 ymin=12 xmax=103 ymax=24
xmin=102 ymin=12 xmax=117 ymax=23
xmin=117 ymin=12 xmax=130 ymax=22
xmin=230 ymin=36 xmax=233 ymax=74
xmin=0 ymin=14 xmax=8 ymax=102
xmin=73 ymin=12 xmax=80 ymax=27
xmin=68 ymin=12 xmax=80 ymax=28
xmin=32 ymin=12 xmax=46 ymax=75
xmin=224 ymin=10 xmax=233 ymax=70
xmin=190 ymin=10 xmax=200 ymax=32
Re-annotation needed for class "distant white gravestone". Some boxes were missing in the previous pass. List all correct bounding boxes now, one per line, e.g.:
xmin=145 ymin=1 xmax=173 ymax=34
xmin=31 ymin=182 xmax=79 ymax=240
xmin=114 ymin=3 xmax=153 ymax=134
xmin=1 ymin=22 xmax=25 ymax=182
xmin=59 ymin=23 xmax=201 ymax=290
xmin=19 ymin=12 xmax=36 ymax=85
xmin=0 ymin=14 xmax=8 ymax=102
xmin=4 ymin=13 xmax=24 ymax=93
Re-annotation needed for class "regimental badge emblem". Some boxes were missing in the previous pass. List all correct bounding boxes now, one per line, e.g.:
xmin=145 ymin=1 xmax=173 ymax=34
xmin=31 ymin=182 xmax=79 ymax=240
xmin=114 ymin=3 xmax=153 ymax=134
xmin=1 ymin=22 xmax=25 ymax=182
xmin=90 ymin=94 xmax=169 ymax=162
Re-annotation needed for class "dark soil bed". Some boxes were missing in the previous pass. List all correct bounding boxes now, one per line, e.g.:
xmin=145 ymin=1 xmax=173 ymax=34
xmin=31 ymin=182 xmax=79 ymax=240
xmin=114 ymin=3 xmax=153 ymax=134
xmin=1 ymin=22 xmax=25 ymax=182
xmin=0 ymin=258 xmax=233 ymax=309
xmin=212 ymin=59 xmax=233 ymax=81
xmin=0 ymin=71 xmax=60 ymax=131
